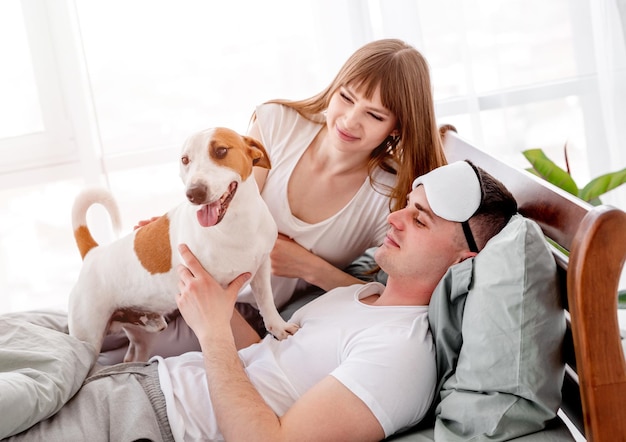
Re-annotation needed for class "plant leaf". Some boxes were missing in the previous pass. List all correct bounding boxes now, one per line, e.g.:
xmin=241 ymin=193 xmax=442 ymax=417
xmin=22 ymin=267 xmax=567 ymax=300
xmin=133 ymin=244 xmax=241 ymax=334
xmin=522 ymin=149 xmax=579 ymax=195
xmin=618 ymin=290 xmax=626 ymax=309
xmin=525 ymin=167 xmax=540 ymax=177
xmin=579 ymin=168 xmax=626 ymax=202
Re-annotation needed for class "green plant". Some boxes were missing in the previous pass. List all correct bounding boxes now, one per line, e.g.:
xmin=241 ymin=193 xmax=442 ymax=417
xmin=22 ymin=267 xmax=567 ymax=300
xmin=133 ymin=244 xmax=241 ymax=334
xmin=522 ymin=147 xmax=626 ymax=206
xmin=524 ymin=146 xmax=626 ymax=308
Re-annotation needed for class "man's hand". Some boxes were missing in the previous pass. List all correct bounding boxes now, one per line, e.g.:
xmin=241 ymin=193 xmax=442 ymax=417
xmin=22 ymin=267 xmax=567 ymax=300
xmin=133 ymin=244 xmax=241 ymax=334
xmin=176 ymin=243 xmax=250 ymax=341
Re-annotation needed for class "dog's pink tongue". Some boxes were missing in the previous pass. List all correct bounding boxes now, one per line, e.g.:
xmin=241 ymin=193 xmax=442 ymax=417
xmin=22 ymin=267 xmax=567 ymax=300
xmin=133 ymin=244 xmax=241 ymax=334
xmin=196 ymin=202 xmax=220 ymax=227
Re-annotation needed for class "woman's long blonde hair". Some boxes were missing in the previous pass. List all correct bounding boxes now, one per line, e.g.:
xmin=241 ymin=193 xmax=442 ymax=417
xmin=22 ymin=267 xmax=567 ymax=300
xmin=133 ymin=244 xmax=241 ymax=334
xmin=257 ymin=38 xmax=446 ymax=212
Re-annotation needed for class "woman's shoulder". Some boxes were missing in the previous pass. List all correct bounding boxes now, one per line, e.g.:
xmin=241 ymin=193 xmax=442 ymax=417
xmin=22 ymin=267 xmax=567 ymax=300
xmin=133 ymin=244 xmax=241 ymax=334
xmin=255 ymin=102 xmax=300 ymax=125
xmin=255 ymin=102 xmax=322 ymax=149
xmin=371 ymin=166 xmax=397 ymax=185
xmin=366 ymin=165 xmax=398 ymax=199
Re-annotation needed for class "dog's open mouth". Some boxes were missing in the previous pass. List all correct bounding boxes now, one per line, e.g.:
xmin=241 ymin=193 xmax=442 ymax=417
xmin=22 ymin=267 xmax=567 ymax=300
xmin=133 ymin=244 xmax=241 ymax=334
xmin=196 ymin=181 xmax=238 ymax=227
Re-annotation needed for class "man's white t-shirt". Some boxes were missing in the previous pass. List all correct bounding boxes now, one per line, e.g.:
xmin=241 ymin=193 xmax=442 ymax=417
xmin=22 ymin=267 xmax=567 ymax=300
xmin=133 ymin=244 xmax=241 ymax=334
xmin=156 ymin=282 xmax=437 ymax=441
xmin=238 ymin=103 xmax=396 ymax=308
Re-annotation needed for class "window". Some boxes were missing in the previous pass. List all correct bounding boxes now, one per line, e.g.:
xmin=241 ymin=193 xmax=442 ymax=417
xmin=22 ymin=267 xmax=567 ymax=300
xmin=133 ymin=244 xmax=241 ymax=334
xmin=0 ymin=0 xmax=76 ymax=176
xmin=0 ymin=1 xmax=43 ymax=139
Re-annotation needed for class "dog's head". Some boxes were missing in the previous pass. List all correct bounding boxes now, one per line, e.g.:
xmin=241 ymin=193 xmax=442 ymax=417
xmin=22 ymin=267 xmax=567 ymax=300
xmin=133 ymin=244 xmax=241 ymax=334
xmin=179 ymin=127 xmax=271 ymax=227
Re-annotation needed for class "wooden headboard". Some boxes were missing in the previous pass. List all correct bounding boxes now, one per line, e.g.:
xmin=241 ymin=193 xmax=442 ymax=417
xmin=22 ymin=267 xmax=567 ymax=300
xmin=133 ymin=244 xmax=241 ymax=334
xmin=442 ymin=127 xmax=626 ymax=441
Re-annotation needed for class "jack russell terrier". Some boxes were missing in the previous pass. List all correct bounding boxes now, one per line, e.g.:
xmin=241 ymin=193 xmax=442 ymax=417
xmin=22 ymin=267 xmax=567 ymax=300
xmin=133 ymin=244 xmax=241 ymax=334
xmin=68 ymin=127 xmax=299 ymax=362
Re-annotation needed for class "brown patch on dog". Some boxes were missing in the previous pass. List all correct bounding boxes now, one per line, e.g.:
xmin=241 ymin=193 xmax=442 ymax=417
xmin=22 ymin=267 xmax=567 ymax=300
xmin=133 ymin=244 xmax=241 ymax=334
xmin=110 ymin=308 xmax=167 ymax=331
xmin=243 ymin=135 xmax=271 ymax=170
xmin=209 ymin=128 xmax=271 ymax=181
xmin=74 ymin=225 xmax=99 ymax=260
xmin=134 ymin=215 xmax=172 ymax=274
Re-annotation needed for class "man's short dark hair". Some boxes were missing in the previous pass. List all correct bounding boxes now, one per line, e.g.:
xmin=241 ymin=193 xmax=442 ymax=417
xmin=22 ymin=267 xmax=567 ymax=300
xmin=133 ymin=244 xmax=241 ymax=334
xmin=466 ymin=160 xmax=518 ymax=251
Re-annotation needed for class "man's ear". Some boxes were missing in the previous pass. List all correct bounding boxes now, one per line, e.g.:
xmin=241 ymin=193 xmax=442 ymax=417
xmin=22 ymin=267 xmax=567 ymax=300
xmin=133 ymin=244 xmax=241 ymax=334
xmin=456 ymin=250 xmax=478 ymax=263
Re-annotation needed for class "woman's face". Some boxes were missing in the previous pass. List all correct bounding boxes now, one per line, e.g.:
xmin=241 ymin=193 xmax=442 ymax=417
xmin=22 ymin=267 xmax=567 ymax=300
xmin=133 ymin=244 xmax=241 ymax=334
xmin=325 ymin=84 xmax=399 ymax=154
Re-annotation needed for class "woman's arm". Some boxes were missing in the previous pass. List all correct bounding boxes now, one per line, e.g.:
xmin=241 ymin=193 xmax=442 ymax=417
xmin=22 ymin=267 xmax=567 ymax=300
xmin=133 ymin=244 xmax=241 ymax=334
xmin=175 ymin=244 xmax=384 ymax=442
xmin=230 ymin=308 xmax=262 ymax=350
xmin=271 ymin=234 xmax=364 ymax=291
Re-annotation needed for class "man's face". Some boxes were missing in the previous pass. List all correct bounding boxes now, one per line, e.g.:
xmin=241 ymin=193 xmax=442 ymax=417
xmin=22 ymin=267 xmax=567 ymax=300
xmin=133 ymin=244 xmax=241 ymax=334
xmin=375 ymin=185 xmax=468 ymax=283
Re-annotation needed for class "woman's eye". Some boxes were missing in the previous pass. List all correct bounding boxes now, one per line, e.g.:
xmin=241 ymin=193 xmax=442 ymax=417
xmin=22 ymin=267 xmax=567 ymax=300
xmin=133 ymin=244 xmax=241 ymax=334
xmin=368 ymin=112 xmax=384 ymax=121
xmin=340 ymin=92 xmax=353 ymax=103
xmin=414 ymin=217 xmax=425 ymax=227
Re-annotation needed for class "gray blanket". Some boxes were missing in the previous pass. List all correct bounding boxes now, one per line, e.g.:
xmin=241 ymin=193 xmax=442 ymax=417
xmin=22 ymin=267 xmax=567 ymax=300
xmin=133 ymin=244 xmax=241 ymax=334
xmin=0 ymin=317 xmax=96 ymax=438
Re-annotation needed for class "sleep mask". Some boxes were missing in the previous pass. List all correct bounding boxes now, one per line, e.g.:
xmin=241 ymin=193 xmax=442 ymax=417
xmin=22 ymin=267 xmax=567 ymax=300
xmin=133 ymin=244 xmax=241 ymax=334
xmin=412 ymin=160 xmax=482 ymax=252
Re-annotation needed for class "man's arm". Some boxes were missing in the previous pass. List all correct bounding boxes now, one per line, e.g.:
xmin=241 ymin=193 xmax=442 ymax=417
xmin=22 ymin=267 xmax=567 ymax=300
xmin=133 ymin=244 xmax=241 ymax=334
xmin=175 ymin=244 xmax=385 ymax=441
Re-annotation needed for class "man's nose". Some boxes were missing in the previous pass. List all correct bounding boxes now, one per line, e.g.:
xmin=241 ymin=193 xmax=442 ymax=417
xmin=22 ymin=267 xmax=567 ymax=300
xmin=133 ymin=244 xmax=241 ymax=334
xmin=387 ymin=209 xmax=405 ymax=229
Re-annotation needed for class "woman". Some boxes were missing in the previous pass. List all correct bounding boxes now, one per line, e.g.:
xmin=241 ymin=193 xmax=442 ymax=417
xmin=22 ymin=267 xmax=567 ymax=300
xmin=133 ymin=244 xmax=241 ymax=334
xmin=231 ymin=38 xmax=446 ymax=334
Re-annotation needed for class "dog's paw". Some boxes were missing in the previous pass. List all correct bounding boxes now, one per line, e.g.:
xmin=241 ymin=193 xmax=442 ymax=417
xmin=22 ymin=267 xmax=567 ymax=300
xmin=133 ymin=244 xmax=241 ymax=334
xmin=267 ymin=321 xmax=300 ymax=340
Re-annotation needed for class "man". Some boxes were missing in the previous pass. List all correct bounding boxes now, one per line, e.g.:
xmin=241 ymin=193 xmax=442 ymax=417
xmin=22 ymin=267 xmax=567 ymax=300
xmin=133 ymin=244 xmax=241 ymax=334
xmin=6 ymin=160 xmax=517 ymax=441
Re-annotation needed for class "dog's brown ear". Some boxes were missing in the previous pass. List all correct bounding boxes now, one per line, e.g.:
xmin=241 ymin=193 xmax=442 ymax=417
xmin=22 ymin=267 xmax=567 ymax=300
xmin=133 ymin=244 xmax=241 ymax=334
xmin=244 ymin=136 xmax=271 ymax=170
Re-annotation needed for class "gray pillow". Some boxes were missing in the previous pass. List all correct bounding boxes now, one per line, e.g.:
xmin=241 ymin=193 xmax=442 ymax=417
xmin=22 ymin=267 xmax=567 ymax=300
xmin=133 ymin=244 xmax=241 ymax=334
xmin=430 ymin=214 xmax=566 ymax=441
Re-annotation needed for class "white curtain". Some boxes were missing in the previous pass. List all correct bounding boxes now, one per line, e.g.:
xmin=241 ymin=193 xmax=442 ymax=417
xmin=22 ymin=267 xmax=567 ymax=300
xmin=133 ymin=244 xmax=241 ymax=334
xmin=588 ymin=0 xmax=626 ymax=209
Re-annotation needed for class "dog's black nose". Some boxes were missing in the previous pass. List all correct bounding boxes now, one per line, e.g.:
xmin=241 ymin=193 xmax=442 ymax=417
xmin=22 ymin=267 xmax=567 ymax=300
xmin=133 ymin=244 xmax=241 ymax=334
xmin=186 ymin=184 xmax=208 ymax=204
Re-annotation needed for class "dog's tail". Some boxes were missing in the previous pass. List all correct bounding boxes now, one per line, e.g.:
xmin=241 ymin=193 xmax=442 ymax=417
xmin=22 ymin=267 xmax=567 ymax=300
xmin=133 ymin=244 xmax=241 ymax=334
xmin=72 ymin=187 xmax=122 ymax=260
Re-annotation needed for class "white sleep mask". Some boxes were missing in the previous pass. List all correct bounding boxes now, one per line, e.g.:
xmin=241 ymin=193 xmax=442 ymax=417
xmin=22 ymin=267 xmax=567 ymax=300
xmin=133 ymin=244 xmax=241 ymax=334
xmin=411 ymin=161 xmax=482 ymax=222
xmin=412 ymin=161 xmax=482 ymax=252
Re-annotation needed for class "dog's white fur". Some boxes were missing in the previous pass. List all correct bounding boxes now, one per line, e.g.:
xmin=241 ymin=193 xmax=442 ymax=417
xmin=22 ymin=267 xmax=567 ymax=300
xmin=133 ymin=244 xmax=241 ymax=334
xmin=68 ymin=127 xmax=298 ymax=362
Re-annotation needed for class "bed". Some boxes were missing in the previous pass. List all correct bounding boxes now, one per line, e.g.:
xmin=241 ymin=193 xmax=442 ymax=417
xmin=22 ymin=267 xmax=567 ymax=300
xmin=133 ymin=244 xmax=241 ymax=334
xmin=1 ymin=128 xmax=625 ymax=441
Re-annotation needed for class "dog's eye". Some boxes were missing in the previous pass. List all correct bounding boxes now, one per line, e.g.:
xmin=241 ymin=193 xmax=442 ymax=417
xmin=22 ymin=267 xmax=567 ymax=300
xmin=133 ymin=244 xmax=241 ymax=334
xmin=181 ymin=155 xmax=190 ymax=165
xmin=214 ymin=147 xmax=228 ymax=159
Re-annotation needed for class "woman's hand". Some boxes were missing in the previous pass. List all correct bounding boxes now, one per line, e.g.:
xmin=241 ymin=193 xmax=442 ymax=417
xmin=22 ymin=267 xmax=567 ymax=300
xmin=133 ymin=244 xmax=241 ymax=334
xmin=176 ymin=244 xmax=250 ymax=341
xmin=134 ymin=216 xmax=161 ymax=230
xmin=269 ymin=234 xmax=316 ymax=279
xmin=271 ymin=234 xmax=364 ymax=291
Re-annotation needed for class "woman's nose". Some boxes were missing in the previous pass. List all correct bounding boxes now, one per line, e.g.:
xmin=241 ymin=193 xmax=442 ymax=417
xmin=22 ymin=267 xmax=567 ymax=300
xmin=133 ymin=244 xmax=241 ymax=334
xmin=343 ymin=107 xmax=361 ymax=129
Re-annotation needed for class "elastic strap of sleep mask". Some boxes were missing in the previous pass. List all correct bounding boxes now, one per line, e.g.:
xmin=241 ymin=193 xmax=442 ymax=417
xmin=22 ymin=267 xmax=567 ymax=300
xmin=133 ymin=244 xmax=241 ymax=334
xmin=463 ymin=161 xmax=483 ymax=253
xmin=462 ymin=220 xmax=479 ymax=253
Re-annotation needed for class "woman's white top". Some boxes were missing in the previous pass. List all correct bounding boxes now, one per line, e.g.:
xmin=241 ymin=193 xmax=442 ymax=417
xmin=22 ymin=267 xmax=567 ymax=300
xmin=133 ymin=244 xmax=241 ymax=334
xmin=238 ymin=103 xmax=396 ymax=308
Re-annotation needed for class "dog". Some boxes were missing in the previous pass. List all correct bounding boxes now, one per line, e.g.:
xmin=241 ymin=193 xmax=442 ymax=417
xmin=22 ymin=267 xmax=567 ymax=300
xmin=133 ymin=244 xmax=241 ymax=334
xmin=68 ymin=127 xmax=299 ymax=362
